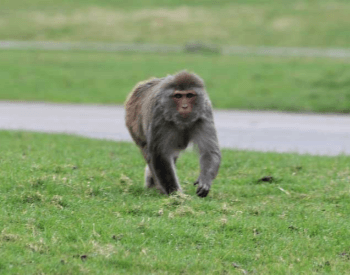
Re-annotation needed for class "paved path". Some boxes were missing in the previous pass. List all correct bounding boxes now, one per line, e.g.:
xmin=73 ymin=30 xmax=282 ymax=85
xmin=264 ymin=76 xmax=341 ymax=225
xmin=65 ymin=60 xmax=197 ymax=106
xmin=1 ymin=41 xmax=350 ymax=58
xmin=1 ymin=101 xmax=350 ymax=156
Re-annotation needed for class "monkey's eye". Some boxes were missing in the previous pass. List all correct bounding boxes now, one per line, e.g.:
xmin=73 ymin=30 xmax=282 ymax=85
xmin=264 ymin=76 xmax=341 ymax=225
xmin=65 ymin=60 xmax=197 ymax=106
xmin=186 ymin=93 xmax=195 ymax=98
xmin=174 ymin=94 xmax=183 ymax=99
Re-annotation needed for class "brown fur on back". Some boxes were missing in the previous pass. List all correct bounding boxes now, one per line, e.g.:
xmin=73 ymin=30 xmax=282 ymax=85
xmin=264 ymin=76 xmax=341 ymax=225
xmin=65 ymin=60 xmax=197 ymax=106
xmin=125 ymin=78 xmax=161 ymax=148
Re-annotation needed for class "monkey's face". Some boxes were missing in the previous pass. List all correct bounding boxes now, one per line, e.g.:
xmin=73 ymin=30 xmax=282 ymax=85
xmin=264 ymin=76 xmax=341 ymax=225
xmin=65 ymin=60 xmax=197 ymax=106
xmin=172 ymin=90 xmax=197 ymax=118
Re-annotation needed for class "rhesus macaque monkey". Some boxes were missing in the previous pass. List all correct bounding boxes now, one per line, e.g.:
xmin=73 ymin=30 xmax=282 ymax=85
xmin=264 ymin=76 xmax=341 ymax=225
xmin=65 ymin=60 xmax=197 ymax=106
xmin=125 ymin=71 xmax=221 ymax=197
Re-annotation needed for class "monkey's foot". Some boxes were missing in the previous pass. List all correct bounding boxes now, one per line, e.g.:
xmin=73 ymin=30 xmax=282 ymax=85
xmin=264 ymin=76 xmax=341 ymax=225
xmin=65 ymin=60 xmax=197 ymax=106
xmin=165 ymin=186 xmax=183 ymax=196
xmin=193 ymin=180 xmax=199 ymax=186
xmin=196 ymin=184 xmax=210 ymax=198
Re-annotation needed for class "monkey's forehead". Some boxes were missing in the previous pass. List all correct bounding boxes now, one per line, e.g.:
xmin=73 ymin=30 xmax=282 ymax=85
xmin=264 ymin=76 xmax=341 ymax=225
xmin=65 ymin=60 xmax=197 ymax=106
xmin=173 ymin=71 xmax=204 ymax=86
xmin=160 ymin=72 xmax=205 ymax=91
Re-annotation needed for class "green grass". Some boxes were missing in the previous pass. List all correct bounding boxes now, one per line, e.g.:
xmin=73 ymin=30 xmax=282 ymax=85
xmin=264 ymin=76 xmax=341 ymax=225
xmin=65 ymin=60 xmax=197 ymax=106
xmin=1 ymin=50 xmax=350 ymax=113
xmin=1 ymin=0 xmax=350 ymax=47
xmin=1 ymin=130 xmax=350 ymax=274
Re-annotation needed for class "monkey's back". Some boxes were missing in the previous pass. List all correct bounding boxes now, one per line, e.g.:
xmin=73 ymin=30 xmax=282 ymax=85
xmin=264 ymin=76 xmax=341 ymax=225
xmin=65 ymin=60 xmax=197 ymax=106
xmin=125 ymin=78 xmax=162 ymax=147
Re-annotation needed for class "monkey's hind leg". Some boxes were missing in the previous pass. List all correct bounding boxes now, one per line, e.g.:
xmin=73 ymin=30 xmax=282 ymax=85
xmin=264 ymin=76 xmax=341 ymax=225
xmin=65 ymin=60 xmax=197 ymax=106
xmin=145 ymin=165 xmax=170 ymax=195
xmin=144 ymin=165 xmax=156 ymax=188
xmin=149 ymin=154 xmax=183 ymax=195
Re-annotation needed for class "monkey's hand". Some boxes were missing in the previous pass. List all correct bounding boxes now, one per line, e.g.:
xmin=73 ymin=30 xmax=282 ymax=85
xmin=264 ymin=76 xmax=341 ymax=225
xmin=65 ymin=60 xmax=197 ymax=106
xmin=195 ymin=181 xmax=210 ymax=198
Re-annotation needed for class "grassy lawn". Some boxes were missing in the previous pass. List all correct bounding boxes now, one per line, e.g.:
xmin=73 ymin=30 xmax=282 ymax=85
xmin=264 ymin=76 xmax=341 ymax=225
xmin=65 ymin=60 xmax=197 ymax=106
xmin=0 ymin=130 xmax=350 ymax=273
xmin=1 ymin=50 xmax=350 ymax=113
xmin=0 ymin=0 xmax=350 ymax=47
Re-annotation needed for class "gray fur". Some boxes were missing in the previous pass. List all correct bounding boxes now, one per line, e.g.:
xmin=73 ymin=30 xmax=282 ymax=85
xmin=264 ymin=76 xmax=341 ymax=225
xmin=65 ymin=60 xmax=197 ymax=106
xmin=125 ymin=71 xmax=221 ymax=197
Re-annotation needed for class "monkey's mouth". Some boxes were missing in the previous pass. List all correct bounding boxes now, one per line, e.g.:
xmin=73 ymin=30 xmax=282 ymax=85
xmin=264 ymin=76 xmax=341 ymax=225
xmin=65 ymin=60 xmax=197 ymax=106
xmin=178 ymin=108 xmax=191 ymax=118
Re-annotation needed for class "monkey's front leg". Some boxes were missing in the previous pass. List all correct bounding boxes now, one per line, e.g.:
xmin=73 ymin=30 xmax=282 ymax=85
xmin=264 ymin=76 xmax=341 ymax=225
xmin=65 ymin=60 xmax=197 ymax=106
xmin=195 ymin=127 xmax=221 ymax=197
xmin=150 ymin=153 xmax=182 ymax=195
xmin=196 ymin=152 xmax=220 ymax=197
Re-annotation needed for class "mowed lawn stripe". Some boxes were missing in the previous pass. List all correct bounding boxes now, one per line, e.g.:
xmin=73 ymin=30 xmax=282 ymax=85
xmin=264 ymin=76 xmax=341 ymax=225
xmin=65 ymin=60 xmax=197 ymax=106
xmin=1 ymin=50 xmax=350 ymax=113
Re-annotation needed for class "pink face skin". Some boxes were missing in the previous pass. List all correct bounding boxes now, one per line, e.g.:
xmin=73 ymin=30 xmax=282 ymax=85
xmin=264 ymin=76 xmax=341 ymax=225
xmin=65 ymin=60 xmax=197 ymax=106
xmin=172 ymin=90 xmax=197 ymax=118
